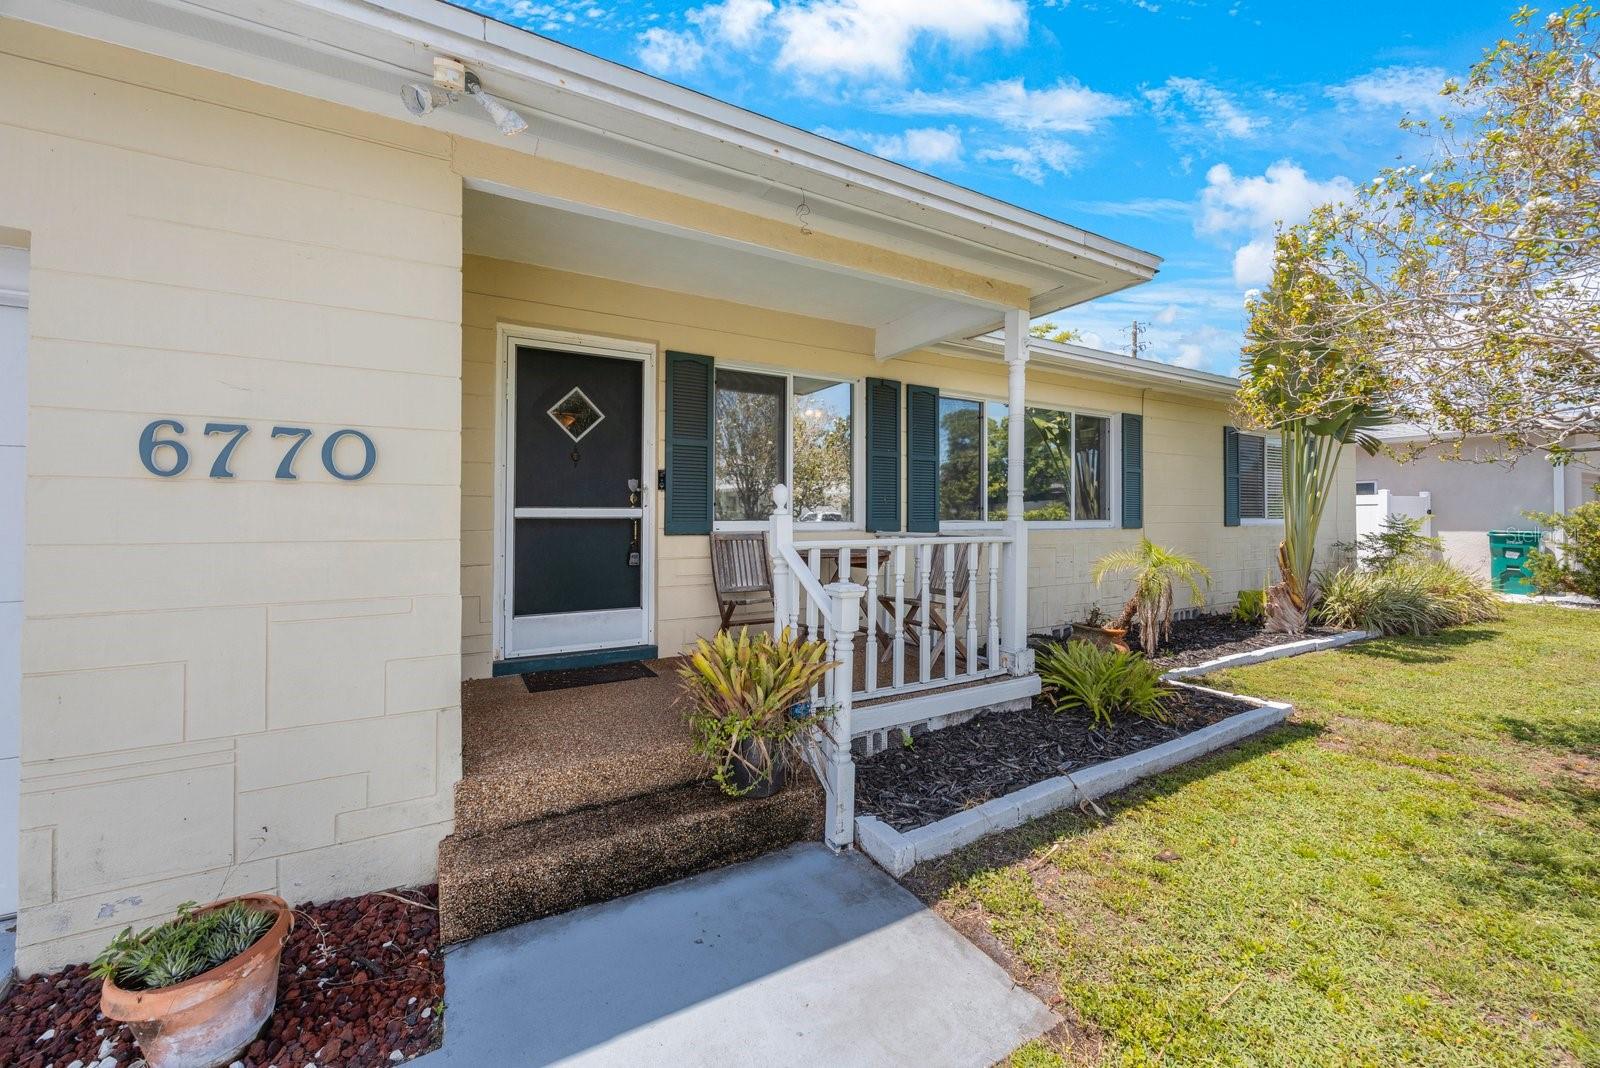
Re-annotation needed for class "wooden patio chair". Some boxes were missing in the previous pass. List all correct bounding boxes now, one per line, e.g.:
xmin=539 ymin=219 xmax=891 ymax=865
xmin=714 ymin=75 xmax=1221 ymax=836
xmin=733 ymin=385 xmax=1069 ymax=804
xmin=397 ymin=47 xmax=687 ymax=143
xmin=710 ymin=531 xmax=774 ymax=632
xmin=877 ymin=541 xmax=973 ymax=662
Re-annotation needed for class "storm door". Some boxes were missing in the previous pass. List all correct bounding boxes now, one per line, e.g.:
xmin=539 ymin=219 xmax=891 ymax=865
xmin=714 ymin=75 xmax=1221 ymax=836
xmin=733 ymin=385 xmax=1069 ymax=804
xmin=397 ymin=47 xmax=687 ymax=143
xmin=505 ymin=344 xmax=651 ymax=658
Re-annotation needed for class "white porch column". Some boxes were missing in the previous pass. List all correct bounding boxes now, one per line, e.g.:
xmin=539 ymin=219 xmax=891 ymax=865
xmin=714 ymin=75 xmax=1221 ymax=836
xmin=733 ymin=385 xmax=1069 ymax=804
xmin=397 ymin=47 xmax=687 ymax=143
xmin=1001 ymin=308 xmax=1033 ymax=674
xmin=822 ymin=580 xmax=864 ymax=848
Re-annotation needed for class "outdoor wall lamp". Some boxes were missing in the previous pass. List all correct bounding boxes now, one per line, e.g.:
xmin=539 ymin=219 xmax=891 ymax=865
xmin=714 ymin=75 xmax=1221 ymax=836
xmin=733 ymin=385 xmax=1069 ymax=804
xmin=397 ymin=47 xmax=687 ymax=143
xmin=401 ymin=57 xmax=528 ymax=137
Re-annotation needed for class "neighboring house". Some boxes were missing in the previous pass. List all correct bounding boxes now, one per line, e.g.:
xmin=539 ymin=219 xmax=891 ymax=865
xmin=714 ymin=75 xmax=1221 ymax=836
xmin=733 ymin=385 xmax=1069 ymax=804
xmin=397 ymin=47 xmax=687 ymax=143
xmin=1357 ymin=429 xmax=1600 ymax=577
xmin=0 ymin=0 xmax=1354 ymax=974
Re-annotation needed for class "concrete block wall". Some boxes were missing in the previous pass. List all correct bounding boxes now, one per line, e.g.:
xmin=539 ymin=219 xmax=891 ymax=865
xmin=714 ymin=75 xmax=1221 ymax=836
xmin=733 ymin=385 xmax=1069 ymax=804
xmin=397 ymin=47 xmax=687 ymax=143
xmin=1 ymin=23 xmax=464 ymax=973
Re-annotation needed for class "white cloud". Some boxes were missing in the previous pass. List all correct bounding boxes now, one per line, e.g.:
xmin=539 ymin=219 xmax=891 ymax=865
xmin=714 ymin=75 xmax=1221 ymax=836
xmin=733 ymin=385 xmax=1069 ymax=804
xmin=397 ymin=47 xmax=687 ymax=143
xmin=1144 ymin=76 xmax=1261 ymax=141
xmin=977 ymin=138 xmax=1078 ymax=183
xmin=690 ymin=0 xmax=775 ymax=47
xmin=1071 ymin=196 xmax=1192 ymax=220
xmin=637 ymin=27 xmax=705 ymax=73
xmin=1327 ymin=65 xmax=1447 ymax=112
xmin=1198 ymin=160 xmax=1354 ymax=286
xmin=637 ymin=0 xmax=1027 ymax=82
xmin=873 ymin=126 xmax=964 ymax=166
xmin=822 ymin=125 xmax=964 ymax=166
xmin=773 ymin=0 xmax=1027 ymax=79
xmin=881 ymin=77 xmax=1129 ymax=133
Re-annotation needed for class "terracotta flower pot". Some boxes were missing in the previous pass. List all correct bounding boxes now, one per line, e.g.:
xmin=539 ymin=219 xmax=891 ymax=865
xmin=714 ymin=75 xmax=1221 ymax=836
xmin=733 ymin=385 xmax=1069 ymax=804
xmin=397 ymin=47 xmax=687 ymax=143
xmin=1070 ymin=623 xmax=1130 ymax=652
xmin=101 ymin=893 xmax=293 ymax=1068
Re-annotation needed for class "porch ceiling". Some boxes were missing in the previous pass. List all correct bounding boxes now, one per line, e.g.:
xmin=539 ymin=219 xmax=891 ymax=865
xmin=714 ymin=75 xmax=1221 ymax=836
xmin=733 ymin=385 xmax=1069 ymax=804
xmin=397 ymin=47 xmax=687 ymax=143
xmin=464 ymin=187 xmax=1004 ymax=357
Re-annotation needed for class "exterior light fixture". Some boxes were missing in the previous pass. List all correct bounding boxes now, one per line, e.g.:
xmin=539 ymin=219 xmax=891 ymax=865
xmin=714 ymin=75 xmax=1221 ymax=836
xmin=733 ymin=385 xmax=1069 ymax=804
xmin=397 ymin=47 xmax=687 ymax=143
xmin=465 ymin=72 xmax=529 ymax=137
xmin=398 ymin=61 xmax=528 ymax=138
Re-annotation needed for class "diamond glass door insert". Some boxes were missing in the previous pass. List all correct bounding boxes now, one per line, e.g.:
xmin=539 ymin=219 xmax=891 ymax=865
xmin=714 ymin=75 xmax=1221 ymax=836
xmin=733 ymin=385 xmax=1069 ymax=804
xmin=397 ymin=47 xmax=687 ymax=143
xmin=547 ymin=386 xmax=605 ymax=443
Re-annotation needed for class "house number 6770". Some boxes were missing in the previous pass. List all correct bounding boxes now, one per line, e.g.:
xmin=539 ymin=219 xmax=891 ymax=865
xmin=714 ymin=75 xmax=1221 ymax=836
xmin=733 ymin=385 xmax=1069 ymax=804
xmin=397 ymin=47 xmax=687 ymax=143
xmin=137 ymin=420 xmax=377 ymax=481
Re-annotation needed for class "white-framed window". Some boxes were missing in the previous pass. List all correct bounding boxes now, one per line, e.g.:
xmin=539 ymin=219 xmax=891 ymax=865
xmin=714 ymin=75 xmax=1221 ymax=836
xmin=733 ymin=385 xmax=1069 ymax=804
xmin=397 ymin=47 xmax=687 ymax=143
xmin=712 ymin=365 xmax=858 ymax=528
xmin=1238 ymin=432 xmax=1284 ymax=521
xmin=1355 ymin=480 xmax=1378 ymax=496
xmin=937 ymin=397 xmax=1116 ymax=527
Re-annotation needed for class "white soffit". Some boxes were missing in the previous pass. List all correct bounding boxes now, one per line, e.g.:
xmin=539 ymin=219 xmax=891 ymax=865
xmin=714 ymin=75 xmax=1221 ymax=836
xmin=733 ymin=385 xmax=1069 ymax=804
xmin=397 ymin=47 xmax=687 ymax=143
xmin=463 ymin=187 xmax=1003 ymax=354
xmin=4 ymin=0 xmax=1159 ymax=320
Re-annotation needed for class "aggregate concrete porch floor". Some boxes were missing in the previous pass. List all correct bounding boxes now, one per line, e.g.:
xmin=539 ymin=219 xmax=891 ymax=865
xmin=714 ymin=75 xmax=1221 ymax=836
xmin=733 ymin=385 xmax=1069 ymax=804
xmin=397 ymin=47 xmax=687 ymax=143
xmin=456 ymin=660 xmax=702 ymax=833
xmin=415 ymin=843 xmax=1056 ymax=1067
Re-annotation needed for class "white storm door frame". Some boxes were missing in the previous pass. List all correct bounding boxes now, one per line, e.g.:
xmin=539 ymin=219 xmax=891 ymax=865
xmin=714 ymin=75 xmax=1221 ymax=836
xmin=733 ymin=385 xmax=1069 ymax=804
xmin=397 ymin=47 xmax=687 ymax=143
xmin=494 ymin=325 xmax=657 ymax=662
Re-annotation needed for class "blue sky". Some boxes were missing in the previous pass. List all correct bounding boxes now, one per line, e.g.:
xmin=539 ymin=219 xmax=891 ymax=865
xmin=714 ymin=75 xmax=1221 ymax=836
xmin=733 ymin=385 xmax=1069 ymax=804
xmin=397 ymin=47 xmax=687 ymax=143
xmin=449 ymin=0 xmax=1517 ymax=375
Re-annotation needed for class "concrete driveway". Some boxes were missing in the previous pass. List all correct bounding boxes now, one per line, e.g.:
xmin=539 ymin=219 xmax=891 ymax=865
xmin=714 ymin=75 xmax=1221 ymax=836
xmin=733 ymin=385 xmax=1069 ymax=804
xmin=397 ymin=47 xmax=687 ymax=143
xmin=414 ymin=843 xmax=1056 ymax=1067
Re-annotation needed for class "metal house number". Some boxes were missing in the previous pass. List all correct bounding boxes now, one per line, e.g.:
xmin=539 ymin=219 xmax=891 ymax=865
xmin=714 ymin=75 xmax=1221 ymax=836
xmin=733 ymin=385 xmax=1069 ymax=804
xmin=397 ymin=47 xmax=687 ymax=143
xmin=137 ymin=420 xmax=377 ymax=481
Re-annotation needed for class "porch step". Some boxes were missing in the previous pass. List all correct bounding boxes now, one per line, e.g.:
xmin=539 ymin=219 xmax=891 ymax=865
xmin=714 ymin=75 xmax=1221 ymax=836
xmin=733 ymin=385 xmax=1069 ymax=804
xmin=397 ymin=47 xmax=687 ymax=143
xmin=437 ymin=777 xmax=824 ymax=944
xmin=455 ymin=669 xmax=704 ymax=837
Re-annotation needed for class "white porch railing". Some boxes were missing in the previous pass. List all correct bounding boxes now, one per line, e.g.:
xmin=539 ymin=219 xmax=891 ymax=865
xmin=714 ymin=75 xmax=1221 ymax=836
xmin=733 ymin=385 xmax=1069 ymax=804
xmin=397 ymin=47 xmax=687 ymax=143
xmin=766 ymin=484 xmax=1028 ymax=847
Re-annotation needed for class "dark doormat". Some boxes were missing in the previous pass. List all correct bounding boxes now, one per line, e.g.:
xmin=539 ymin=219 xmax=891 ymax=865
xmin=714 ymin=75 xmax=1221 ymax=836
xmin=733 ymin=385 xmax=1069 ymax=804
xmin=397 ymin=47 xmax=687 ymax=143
xmin=522 ymin=661 xmax=658 ymax=694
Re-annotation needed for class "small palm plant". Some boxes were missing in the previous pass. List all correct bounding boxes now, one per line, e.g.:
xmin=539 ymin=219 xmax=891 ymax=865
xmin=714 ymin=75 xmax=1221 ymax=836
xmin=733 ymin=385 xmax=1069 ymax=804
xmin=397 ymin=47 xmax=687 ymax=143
xmin=679 ymin=627 xmax=838 ymax=797
xmin=1092 ymin=538 xmax=1212 ymax=656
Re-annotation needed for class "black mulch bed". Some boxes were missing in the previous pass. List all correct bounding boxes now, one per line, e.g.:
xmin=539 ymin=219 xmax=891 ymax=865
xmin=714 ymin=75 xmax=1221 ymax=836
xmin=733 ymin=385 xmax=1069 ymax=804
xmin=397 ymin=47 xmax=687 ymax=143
xmin=1125 ymin=614 xmax=1338 ymax=671
xmin=856 ymin=686 xmax=1255 ymax=831
xmin=0 ymin=884 xmax=444 ymax=1068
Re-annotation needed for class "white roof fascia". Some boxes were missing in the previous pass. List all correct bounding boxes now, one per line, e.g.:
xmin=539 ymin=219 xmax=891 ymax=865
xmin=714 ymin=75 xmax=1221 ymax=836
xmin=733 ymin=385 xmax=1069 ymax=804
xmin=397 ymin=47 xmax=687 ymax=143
xmin=351 ymin=0 xmax=1162 ymax=282
xmin=936 ymin=336 xmax=1241 ymax=400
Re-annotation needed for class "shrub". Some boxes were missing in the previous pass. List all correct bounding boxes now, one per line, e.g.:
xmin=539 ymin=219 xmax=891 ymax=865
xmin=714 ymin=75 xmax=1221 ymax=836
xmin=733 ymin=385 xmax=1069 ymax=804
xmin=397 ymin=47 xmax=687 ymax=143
xmin=1314 ymin=560 xmax=1500 ymax=636
xmin=1526 ymin=547 xmax=1571 ymax=595
xmin=1524 ymin=500 xmax=1600 ymax=597
xmin=1232 ymin=588 xmax=1267 ymax=626
xmin=1355 ymin=514 xmax=1443 ymax=570
xmin=1406 ymin=560 xmax=1502 ymax=625
xmin=91 ymin=900 xmax=276 ymax=990
xmin=1036 ymin=641 xmax=1170 ymax=730
xmin=679 ymin=627 xmax=837 ymax=796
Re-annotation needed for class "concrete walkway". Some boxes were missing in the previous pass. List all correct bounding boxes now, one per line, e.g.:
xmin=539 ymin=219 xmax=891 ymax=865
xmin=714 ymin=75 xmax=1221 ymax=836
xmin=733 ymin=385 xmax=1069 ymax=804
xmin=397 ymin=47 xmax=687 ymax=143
xmin=415 ymin=843 xmax=1056 ymax=1067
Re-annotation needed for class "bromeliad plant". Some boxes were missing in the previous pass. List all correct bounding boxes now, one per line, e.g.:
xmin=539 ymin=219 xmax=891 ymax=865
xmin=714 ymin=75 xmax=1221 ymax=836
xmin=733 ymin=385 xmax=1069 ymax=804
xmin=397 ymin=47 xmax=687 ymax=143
xmin=91 ymin=899 xmax=276 ymax=991
xmin=680 ymin=627 xmax=839 ymax=797
xmin=1092 ymin=538 xmax=1212 ymax=656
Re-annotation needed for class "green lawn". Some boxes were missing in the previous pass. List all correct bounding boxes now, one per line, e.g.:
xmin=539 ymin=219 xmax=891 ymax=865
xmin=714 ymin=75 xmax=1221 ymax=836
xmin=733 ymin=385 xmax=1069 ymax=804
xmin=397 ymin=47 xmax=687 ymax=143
xmin=908 ymin=605 xmax=1599 ymax=1067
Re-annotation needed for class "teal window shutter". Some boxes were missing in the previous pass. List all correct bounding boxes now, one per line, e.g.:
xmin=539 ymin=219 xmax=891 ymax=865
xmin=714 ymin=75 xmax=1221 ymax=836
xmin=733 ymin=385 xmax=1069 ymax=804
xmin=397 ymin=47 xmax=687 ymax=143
xmin=905 ymin=385 xmax=940 ymax=533
xmin=1222 ymin=426 xmax=1241 ymax=527
xmin=1120 ymin=413 xmax=1143 ymax=529
xmin=864 ymin=378 xmax=901 ymax=532
xmin=664 ymin=351 xmax=714 ymax=535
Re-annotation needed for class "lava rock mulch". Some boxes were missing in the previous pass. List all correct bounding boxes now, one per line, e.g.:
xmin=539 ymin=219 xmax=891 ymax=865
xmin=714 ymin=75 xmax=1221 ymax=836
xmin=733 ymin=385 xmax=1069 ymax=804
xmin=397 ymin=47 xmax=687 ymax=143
xmin=1131 ymin=614 xmax=1339 ymax=671
xmin=857 ymin=687 xmax=1254 ymax=831
xmin=0 ymin=885 xmax=444 ymax=1068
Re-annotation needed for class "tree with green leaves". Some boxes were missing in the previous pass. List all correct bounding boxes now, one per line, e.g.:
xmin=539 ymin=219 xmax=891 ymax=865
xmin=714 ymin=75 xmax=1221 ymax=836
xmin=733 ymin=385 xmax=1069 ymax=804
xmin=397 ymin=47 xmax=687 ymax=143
xmin=791 ymin=407 xmax=852 ymax=520
xmin=1256 ymin=6 xmax=1600 ymax=457
xmin=1029 ymin=320 xmax=1082 ymax=344
xmin=1238 ymin=231 xmax=1389 ymax=634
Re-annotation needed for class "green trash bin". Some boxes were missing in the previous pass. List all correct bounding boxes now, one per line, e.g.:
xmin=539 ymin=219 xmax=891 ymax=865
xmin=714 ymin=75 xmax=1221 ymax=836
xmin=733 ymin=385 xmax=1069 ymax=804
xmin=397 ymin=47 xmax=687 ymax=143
xmin=1488 ymin=530 xmax=1544 ymax=594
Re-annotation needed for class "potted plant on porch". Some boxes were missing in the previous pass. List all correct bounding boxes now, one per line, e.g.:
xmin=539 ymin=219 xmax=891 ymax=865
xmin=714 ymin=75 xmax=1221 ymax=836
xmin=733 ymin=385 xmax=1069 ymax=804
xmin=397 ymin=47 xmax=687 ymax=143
xmin=679 ymin=627 xmax=838 ymax=798
xmin=94 ymin=894 xmax=293 ymax=1068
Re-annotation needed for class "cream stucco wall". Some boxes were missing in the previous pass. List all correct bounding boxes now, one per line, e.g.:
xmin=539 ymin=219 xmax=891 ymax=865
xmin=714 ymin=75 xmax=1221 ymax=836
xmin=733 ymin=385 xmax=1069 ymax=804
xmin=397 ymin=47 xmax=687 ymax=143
xmin=461 ymin=254 xmax=1357 ymax=675
xmin=1 ymin=23 xmax=465 ymax=972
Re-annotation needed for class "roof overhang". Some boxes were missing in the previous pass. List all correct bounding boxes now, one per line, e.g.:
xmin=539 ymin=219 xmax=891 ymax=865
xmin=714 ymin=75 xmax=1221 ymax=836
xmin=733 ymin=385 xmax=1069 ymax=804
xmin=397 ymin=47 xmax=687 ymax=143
xmin=938 ymin=336 xmax=1240 ymax=401
xmin=4 ymin=0 xmax=1160 ymax=356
